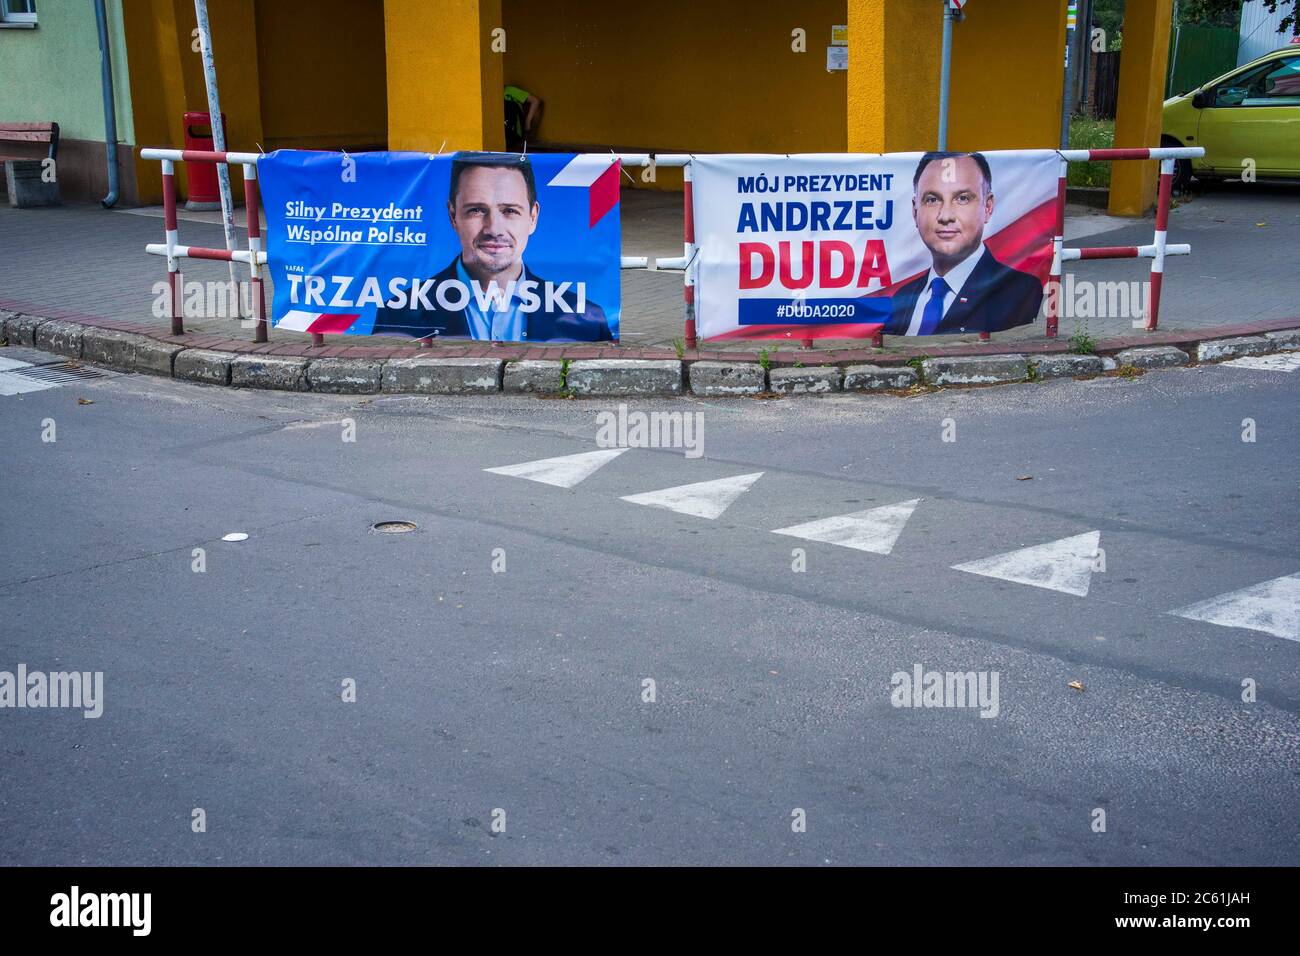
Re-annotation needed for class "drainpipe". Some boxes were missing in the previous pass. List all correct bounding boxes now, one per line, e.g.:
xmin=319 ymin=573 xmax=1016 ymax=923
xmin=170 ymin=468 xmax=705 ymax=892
xmin=94 ymin=0 xmax=119 ymax=208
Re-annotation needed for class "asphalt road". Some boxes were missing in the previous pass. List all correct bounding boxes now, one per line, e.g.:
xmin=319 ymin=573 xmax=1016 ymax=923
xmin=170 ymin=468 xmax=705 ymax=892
xmin=1 ymin=349 xmax=1298 ymax=865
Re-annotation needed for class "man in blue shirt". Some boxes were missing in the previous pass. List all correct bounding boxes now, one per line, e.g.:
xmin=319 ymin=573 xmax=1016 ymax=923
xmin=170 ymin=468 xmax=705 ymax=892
xmin=884 ymin=151 xmax=1043 ymax=337
xmin=373 ymin=152 xmax=611 ymax=342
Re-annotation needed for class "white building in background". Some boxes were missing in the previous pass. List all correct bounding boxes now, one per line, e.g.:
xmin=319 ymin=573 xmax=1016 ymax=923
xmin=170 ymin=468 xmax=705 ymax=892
xmin=1238 ymin=0 xmax=1295 ymax=66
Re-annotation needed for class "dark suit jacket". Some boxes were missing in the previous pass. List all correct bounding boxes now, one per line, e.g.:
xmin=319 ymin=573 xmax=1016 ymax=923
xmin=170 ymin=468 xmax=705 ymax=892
xmin=372 ymin=257 xmax=612 ymax=342
xmin=883 ymin=250 xmax=1044 ymax=336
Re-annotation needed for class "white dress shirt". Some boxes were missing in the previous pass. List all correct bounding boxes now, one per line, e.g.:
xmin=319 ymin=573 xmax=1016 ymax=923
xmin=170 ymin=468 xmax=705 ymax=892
xmin=906 ymin=243 xmax=988 ymax=336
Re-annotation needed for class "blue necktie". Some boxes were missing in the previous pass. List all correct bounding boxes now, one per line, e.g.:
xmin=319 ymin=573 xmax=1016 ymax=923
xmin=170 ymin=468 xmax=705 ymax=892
xmin=918 ymin=276 xmax=950 ymax=335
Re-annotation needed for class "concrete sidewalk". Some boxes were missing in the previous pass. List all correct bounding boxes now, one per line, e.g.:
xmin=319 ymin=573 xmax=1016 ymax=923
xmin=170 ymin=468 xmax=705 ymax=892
xmin=2 ymin=182 xmax=1297 ymax=354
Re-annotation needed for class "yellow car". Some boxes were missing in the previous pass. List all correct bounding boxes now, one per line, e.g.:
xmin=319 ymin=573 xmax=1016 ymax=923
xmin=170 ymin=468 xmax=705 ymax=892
xmin=1162 ymin=44 xmax=1300 ymax=187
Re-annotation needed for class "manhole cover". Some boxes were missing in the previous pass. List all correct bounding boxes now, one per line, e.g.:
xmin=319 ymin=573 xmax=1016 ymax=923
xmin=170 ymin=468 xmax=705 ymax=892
xmin=372 ymin=520 xmax=417 ymax=534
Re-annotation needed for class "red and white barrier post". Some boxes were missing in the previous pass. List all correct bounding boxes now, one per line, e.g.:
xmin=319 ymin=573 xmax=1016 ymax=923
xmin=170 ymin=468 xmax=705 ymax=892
xmin=240 ymin=162 xmax=270 ymax=345
xmin=1147 ymin=157 xmax=1175 ymax=332
xmin=161 ymin=159 xmax=183 ymax=336
xmin=683 ymin=161 xmax=697 ymax=351
xmin=1046 ymin=156 xmax=1068 ymax=339
xmin=1054 ymin=147 xmax=1198 ymax=334
xmin=140 ymin=146 xmax=1200 ymax=354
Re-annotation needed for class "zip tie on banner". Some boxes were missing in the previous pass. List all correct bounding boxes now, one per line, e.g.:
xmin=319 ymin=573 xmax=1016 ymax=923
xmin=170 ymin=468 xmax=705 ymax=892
xmin=431 ymin=140 xmax=446 ymax=159
xmin=616 ymin=149 xmax=636 ymax=184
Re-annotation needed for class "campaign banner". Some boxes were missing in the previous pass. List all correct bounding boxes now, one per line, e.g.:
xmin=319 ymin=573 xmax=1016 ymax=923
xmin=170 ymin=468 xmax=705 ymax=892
xmin=691 ymin=150 xmax=1059 ymax=341
xmin=257 ymin=150 xmax=622 ymax=342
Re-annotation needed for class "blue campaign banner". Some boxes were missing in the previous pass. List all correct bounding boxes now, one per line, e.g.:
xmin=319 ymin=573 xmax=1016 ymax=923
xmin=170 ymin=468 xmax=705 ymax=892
xmin=257 ymin=150 xmax=622 ymax=343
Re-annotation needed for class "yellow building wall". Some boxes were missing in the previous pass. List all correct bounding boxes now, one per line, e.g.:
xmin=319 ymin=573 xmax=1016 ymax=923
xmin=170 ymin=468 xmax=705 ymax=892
xmin=849 ymin=0 xmax=1066 ymax=154
xmin=847 ymin=0 xmax=940 ymax=153
xmin=504 ymin=0 xmax=847 ymax=188
xmin=949 ymin=0 xmax=1067 ymax=151
xmin=502 ymin=0 xmax=846 ymax=152
xmin=385 ymin=0 xmax=503 ymax=153
xmin=123 ymin=0 xmax=387 ymax=204
xmin=1110 ymin=0 xmax=1174 ymax=216
xmin=118 ymin=0 xmax=1163 ymax=214
xmin=502 ymin=0 xmax=1063 ymax=183
xmin=123 ymin=0 xmax=264 ymax=204
xmin=255 ymin=0 xmax=387 ymax=152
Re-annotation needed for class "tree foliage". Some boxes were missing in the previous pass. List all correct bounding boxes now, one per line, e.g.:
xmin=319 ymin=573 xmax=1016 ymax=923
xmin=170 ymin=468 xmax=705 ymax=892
xmin=1092 ymin=0 xmax=1297 ymax=35
xmin=1180 ymin=0 xmax=1296 ymax=33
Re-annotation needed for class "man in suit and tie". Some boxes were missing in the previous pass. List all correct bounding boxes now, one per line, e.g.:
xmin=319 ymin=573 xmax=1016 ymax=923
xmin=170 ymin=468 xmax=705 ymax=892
xmin=884 ymin=151 xmax=1043 ymax=337
xmin=372 ymin=152 xmax=611 ymax=343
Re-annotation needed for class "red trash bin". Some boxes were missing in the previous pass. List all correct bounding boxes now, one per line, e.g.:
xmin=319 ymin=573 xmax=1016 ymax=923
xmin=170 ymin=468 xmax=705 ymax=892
xmin=183 ymin=110 xmax=225 ymax=211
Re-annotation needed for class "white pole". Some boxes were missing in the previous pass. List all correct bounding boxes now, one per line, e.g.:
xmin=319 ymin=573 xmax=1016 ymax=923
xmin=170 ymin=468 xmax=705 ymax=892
xmin=193 ymin=0 xmax=245 ymax=316
xmin=938 ymin=1 xmax=954 ymax=149
xmin=1167 ymin=0 xmax=1182 ymax=97
xmin=1060 ymin=1 xmax=1078 ymax=149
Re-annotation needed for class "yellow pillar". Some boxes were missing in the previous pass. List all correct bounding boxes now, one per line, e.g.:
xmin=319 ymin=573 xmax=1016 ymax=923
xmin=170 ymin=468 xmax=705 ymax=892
xmin=122 ymin=0 xmax=263 ymax=204
xmin=1109 ymin=0 xmax=1173 ymax=216
xmin=949 ymin=0 xmax=1066 ymax=150
xmin=385 ymin=0 xmax=504 ymax=152
xmin=847 ymin=0 xmax=941 ymax=153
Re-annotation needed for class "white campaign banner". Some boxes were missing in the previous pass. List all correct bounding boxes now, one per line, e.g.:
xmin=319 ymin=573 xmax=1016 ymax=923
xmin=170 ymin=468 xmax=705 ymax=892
xmin=690 ymin=151 xmax=1060 ymax=342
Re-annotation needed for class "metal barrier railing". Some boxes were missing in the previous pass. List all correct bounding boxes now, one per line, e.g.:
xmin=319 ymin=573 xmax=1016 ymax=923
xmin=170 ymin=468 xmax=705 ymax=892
xmin=140 ymin=148 xmax=267 ymax=340
xmin=1053 ymin=147 xmax=1200 ymax=340
xmin=139 ymin=147 xmax=685 ymax=347
xmin=139 ymin=145 xmax=1201 ymax=351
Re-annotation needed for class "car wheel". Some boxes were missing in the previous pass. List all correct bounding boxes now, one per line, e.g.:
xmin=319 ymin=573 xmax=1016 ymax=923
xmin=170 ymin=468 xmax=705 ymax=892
xmin=1162 ymin=138 xmax=1193 ymax=193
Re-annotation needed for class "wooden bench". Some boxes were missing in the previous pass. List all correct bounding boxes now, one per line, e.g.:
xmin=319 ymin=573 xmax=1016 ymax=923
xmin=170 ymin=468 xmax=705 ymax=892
xmin=1 ymin=121 xmax=61 ymax=207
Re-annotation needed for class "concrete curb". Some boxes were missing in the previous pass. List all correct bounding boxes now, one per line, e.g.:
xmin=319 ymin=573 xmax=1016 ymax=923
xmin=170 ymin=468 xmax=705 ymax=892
xmin=1196 ymin=336 xmax=1271 ymax=362
xmin=82 ymin=328 xmax=184 ymax=376
xmin=1265 ymin=329 xmax=1300 ymax=349
xmin=33 ymin=319 xmax=85 ymax=359
xmin=503 ymin=359 xmax=564 ymax=395
xmin=309 ymin=358 xmax=384 ymax=395
xmin=689 ymin=361 xmax=767 ymax=396
xmin=174 ymin=348 xmax=232 ymax=386
xmin=769 ymin=366 xmax=842 ymax=394
xmin=1 ymin=312 xmax=44 ymax=347
xmin=566 ymin=359 xmax=682 ymax=396
xmin=4 ymin=311 xmax=1299 ymax=399
xmin=923 ymin=355 xmax=1029 ymax=386
xmin=383 ymin=357 xmax=503 ymax=394
xmin=1115 ymin=346 xmax=1190 ymax=369
xmin=843 ymin=364 xmax=918 ymax=390
xmin=1031 ymin=354 xmax=1106 ymax=378
xmin=231 ymin=355 xmax=310 ymax=392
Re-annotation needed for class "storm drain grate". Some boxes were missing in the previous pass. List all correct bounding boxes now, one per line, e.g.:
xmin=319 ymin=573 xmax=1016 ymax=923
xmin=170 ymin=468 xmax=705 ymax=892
xmin=9 ymin=361 xmax=112 ymax=385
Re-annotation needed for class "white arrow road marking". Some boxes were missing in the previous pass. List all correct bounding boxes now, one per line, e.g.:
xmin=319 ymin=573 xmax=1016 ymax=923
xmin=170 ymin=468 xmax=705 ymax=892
xmin=952 ymin=531 xmax=1101 ymax=597
xmin=483 ymin=448 xmax=630 ymax=488
xmin=620 ymin=472 xmax=764 ymax=520
xmin=1223 ymin=353 xmax=1300 ymax=372
xmin=771 ymin=499 xmax=921 ymax=555
xmin=1170 ymin=572 xmax=1300 ymax=642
